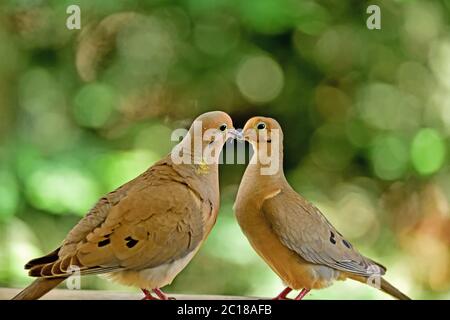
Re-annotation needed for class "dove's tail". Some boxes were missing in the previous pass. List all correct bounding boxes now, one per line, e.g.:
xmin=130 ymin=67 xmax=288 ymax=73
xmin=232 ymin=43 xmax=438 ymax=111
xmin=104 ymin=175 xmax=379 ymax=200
xmin=380 ymin=277 xmax=411 ymax=300
xmin=12 ymin=277 xmax=66 ymax=300
xmin=350 ymin=275 xmax=411 ymax=300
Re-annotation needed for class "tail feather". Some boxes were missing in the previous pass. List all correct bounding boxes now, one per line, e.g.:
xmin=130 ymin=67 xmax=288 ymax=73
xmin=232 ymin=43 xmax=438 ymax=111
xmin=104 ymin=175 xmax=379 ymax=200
xmin=350 ymin=275 xmax=411 ymax=300
xmin=380 ymin=277 xmax=411 ymax=300
xmin=11 ymin=277 xmax=66 ymax=300
xmin=25 ymin=248 xmax=60 ymax=270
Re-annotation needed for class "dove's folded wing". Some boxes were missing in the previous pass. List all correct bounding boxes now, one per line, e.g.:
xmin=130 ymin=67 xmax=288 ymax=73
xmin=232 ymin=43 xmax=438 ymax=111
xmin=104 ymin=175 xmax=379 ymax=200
xmin=261 ymin=190 xmax=386 ymax=277
xmin=26 ymin=164 xmax=206 ymax=278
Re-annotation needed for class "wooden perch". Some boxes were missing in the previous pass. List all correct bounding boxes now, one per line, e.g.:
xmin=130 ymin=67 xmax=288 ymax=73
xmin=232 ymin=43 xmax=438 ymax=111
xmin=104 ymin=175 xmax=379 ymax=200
xmin=0 ymin=288 xmax=256 ymax=300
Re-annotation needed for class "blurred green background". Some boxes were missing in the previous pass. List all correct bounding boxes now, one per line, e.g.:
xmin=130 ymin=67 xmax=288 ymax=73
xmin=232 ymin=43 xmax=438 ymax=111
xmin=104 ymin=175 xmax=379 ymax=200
xmin=1 ymin=0 xmax=450 ymax=299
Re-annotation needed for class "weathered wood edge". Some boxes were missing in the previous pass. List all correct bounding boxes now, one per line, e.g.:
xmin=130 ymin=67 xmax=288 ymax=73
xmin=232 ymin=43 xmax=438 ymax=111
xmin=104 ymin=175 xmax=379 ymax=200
xmin=0 ymin=288 xmax=259 ymax=300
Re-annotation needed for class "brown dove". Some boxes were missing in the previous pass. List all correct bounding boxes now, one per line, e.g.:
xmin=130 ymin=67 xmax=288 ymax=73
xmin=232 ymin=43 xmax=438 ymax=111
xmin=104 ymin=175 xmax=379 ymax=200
xmin=234 ymin=116 xmax=410 ymax=300
xmin=13 ymin=111 xmax=237 ymax=300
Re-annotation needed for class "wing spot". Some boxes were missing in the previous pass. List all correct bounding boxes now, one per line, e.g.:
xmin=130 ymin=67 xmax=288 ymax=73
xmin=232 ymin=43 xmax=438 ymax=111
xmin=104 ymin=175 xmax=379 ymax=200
xmin=329 ymin=231 xmax=336 ymax=245
xmin=125 ymin=236 xmax=139 ymax=248
xmin=98 ymin=239 xmax=110 ymax=247
xmin=342 ymin=239 xmax=352 ymax=249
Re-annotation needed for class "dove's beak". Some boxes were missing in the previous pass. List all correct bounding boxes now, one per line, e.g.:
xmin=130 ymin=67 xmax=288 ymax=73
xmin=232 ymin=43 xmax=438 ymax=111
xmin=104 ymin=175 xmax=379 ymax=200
xmin=227 ymin=128 xmax=243 ymax=141
xmin=236 ymin=129 xmax=244 ymax=141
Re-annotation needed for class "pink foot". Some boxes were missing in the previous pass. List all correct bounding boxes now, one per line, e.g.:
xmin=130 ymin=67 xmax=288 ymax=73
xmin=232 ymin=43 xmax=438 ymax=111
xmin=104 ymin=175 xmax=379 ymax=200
xmin=272 ymin=287 xmax=293 ymax=300
xmin=153 ymin=288 xmax=176 ymax=300
xmin=141 ymin=289 xmax=158 ymax=300
xmin=295 ymin=288 xmax=310 ymax=300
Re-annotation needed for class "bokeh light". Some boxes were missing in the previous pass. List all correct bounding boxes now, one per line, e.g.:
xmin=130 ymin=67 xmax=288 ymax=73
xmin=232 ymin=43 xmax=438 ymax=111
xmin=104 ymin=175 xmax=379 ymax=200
xmin=73 ymin=83 xmax=117 ymax=128
xmin=0 ymin=170 xmax=19 ymax=221
xmin=236 ymin=55 xmax=284 ymax=104
xmin=411 ymin=128 xmax=446 ymax=175
xmin=370 ymin=134 xmax=409 ymax=181
xmin=25 ymin=165 xmax=101 ymax=215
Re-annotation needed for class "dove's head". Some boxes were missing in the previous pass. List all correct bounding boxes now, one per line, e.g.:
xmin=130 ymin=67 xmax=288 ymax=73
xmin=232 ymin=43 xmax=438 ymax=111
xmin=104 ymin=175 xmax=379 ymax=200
xmin=241 ymin=116 xmax=283 ymax=149
xmin=240 ymin=116 xmax=283 ymax=175
xmin=175 ymin=111 xmax=237 ymax=165
xmin=190 ymin=111 xmax=238 ymax=146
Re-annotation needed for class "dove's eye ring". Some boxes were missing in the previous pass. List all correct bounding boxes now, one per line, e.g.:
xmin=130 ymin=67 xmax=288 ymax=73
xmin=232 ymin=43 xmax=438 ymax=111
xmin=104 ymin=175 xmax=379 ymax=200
xmin=256 ymin=122 xmax=266 ymax=130
xmin=219 ymin=124 xmax=227 ymax=131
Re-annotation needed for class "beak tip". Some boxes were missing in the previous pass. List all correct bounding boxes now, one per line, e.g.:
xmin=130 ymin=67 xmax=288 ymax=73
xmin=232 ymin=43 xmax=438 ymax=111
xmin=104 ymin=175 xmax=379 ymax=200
xmin=232 ymin=129 xmax=244 ymax=141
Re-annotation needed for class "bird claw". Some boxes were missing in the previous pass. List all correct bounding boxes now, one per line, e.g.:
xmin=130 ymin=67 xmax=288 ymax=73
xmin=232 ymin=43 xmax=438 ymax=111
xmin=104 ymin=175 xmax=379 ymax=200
xmin=294 ymin=288 xmax=310 ymax=300
xmin=141 ymin=295 xmax=159 ymax=300
xmin=271 ymin=287 xmax=293 ymax=300
xmin=272 ymin=297 xmax=293 ymax=300
xmin=141 ymin=289 xmax=158 ymax=300
xmin=152 ymin=288 xmax=175 ymax=300
xmin=141 ymin=288 xmax=176 ymax=300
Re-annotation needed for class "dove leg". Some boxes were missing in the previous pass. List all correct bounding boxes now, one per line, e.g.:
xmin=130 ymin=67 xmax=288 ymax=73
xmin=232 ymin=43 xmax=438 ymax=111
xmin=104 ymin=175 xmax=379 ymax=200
xmin=141 ymin=289 xmax=159 ymax=300
xmin=294 ymin=288 xmax=310 ymax=300
xmin=272 ymin=287 xmax=293 ymax=300
xmin=153 ymin=288 xmax=176 ymax=300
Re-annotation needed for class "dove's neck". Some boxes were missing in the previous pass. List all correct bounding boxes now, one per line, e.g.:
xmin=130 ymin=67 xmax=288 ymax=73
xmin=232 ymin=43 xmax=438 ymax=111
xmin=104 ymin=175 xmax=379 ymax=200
xmin=169 ymin=135 xmax=221 ymax=202
xmin=173 ymin=132 xmax=224 ymax=165
xmin=235 ymin=143 xmax=286 ymax=217
xmin=244 ymin=141 xmax=286 ymax=187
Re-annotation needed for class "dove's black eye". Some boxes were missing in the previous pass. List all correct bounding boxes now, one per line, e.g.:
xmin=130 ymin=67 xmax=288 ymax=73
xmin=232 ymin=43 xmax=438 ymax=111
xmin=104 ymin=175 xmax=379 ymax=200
xmin=219 ymin=124 xmax=227 ymax=131
xmin=257 ymin=122 xmax=266 ymax=130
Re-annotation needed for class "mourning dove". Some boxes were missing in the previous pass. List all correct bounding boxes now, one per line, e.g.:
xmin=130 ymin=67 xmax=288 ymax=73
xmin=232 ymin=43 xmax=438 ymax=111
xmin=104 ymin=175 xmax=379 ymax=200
xmin=13 ymin=111 xmax=237 ymax=300
xmin=234 ymin=116 xmax=410 ymax=300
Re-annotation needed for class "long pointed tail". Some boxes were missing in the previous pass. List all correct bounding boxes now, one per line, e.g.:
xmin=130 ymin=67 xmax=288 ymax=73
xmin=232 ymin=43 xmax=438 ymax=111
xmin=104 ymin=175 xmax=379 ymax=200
xmin=380 ymin=277 xmax=411 ymax=300
xmin=350 ymin=275 xmax=411 ymax=300
xmin=12 ymin=277 xmax=66 ymax=300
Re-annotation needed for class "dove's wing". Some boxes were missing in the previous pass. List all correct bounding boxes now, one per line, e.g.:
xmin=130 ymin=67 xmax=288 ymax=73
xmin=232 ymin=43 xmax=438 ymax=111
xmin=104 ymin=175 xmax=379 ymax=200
xmin=26 ymin=161 xmax=207 ymax=278
xmin=261 ymin=189 xmax=385 ymax=277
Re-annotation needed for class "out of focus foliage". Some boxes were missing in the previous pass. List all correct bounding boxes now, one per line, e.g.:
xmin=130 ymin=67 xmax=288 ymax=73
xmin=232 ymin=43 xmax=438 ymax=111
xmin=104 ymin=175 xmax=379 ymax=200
xmin=1 ymin=0 xmax=450 ymax=299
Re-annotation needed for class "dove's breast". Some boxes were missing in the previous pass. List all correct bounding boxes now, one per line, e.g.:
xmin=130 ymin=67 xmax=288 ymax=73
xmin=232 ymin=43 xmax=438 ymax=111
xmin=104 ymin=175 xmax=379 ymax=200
xmin=235 ymin=193 xmax=345 ymax=290
xmin=139 ymin=248 xmax=200 ymax=287
xmin=104 ymin=247 xmax=200 ymax=289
